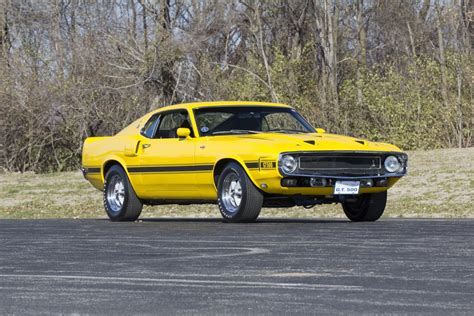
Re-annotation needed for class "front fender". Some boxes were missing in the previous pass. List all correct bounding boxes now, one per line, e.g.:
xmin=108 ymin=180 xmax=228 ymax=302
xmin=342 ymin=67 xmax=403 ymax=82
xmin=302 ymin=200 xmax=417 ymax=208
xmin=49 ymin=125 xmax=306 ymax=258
xmin=212 ymin=154 xmax=279 ymax=192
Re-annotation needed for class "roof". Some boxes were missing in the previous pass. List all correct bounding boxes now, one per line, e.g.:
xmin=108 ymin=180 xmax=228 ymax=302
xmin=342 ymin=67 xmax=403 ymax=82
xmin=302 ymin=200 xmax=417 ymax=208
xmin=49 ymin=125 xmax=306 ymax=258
xmin=151 ymin=101 xmax=293 ymax=113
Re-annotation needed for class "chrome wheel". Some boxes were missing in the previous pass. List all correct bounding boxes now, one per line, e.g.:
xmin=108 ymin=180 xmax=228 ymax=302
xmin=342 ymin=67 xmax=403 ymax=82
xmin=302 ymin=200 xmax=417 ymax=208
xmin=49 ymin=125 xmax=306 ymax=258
xmin=221 ymin=171 xmax=243 ymax=214
xmin=217 ymin=162 xmax=263 ymax=223
xmin=106 ymin=174 xmax=125 ymax=213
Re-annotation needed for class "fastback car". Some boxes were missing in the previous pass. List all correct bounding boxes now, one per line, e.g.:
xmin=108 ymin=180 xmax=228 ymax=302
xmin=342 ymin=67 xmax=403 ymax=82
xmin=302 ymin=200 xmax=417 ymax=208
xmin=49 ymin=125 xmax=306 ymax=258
xmin=82 ymin=101 xmax=407 ymax=222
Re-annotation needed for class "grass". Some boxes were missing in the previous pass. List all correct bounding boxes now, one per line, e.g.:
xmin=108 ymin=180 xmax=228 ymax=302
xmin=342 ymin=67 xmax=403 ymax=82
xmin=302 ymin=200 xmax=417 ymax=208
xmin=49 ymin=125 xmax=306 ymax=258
xmin=0 ymin=148 xmax=473 ymax=219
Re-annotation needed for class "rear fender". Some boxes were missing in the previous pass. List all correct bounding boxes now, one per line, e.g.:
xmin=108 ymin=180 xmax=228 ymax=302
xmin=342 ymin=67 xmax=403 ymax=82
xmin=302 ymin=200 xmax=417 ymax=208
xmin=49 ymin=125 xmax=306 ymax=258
xmin=101 ymin=155 xmax=138 ymax=188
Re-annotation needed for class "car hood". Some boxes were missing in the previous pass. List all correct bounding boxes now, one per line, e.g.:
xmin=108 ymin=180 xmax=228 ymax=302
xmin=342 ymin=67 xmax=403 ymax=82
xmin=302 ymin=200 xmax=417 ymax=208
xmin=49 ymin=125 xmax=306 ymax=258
xmin=213 ymin=132 xmax=402 ymax=153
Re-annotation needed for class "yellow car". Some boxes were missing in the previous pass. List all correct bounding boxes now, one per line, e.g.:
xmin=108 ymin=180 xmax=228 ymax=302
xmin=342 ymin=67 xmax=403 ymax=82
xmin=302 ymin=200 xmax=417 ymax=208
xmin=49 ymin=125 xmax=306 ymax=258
xmin=82 ymin=101 xmax=407 ymax=222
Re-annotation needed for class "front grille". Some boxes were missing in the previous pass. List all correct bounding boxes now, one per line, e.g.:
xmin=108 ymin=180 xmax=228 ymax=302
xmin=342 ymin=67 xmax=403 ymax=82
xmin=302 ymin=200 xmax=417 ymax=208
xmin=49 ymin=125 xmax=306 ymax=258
xmin=299 ymin=156 xmax=381 ymax=170
xmin=279 ymin=151 xmax=407 ymax=177
xmin=295 ymin=153 xmax=383 ymax=176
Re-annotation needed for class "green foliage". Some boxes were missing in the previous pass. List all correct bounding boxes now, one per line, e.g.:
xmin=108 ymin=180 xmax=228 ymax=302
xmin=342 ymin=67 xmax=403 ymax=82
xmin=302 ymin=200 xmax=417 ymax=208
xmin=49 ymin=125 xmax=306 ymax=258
xmin=339 ymin=55 xmax=472 ymax=150
xmin=340 ymin=61 xmax=438 ymax=149
xmin=211 ymin=49 xmax=471 ymax=151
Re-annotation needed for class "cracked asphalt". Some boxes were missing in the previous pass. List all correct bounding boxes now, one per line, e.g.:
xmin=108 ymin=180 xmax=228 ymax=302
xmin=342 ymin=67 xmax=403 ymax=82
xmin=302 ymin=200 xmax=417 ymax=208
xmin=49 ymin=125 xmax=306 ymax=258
xmin=0 ymin=218 xmax=473 ymax=314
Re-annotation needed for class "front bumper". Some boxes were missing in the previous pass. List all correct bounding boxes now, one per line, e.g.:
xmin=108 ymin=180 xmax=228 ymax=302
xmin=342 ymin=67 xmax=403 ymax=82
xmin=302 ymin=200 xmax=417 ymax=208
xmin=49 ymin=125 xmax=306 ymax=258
xmin=258 ymin=176 xmax=401 ymax=196
xmin=280 ymin=175 xmax=391 ymax=188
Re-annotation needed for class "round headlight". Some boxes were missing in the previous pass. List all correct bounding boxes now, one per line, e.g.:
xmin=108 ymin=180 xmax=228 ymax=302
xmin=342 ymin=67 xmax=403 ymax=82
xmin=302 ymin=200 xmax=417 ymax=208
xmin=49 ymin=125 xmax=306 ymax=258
xmin=384 ymin=156 xmax=401 ymax=173
xmin=281 ymin=155 xmax=297 ymax=174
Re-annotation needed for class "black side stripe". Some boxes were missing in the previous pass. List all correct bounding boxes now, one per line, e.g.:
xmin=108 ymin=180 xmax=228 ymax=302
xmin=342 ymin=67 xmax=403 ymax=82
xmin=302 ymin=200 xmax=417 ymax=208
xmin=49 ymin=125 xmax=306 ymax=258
xmin=86 ymin=167 xmax=101 ymax=173
xmin=128 ymin=165 xmax=214 ymax=173
xmin=245 ymin=162 xmax=259 ymax=169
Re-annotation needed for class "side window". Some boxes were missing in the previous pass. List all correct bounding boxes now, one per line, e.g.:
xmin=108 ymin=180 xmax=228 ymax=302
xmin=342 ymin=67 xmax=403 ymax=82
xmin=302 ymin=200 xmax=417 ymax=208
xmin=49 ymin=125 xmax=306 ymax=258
xmin=141 ymin=115 xmax=160 ymax=138
xmin=155 ymin=111 xmax=194 ymax=139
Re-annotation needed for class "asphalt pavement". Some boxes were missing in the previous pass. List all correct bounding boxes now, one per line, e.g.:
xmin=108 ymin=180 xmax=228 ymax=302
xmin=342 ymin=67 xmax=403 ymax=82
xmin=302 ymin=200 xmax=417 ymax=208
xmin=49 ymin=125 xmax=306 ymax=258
xmin=0 ymin=218 xmax=473 ymax=315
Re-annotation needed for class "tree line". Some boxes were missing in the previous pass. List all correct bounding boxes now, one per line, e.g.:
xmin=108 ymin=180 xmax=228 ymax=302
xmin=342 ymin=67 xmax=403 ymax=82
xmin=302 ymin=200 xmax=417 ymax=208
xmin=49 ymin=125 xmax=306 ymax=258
xmin=0 ymin=0 xmax=472 ymax=172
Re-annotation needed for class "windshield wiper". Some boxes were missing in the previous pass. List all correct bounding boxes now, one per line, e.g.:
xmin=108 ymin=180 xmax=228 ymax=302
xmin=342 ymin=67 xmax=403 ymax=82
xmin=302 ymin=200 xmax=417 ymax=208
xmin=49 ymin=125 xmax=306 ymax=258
xmin=211 ymin=129 xmax=261 ymax=135
xmin=267 ymin=129 xmax=307 ymax=134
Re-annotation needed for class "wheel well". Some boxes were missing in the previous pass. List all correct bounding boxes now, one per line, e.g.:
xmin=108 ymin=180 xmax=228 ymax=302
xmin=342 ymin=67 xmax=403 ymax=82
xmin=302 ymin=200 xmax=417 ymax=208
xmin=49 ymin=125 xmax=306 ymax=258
xmin=213 ymin=158 xmax=242 ymax=187
xmin=103 ymin=160 xmax=123 ymax=178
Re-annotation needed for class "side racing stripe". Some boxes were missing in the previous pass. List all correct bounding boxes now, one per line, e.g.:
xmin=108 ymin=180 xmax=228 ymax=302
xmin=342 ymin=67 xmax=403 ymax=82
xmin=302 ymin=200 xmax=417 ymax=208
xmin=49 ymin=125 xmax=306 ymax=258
xmin=127 ymin=165 xmax=213 ymax=173
xmin=83 ymin=167 xmax=101 ymax=173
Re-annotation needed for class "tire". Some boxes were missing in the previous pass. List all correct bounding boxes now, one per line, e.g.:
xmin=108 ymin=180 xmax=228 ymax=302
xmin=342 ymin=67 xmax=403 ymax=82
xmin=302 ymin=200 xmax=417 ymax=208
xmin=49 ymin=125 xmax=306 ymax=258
xmin=342 ymin=191 xmax=387 ymax=222
xmin=103 ymin=165 xmax=143 ymax=221
xmin=217 ymin=162 xmax=264 ymax=223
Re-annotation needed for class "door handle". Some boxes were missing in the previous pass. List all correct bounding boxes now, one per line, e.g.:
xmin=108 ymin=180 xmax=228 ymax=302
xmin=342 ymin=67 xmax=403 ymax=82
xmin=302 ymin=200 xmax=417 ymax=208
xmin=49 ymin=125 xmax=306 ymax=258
xmin=142 ymin=143 xmax=151 ymax=149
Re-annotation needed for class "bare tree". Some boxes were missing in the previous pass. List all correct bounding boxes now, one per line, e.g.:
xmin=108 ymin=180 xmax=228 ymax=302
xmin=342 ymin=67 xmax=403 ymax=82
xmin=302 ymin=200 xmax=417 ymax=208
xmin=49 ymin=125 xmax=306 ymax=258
xmin=0 ymin=0 xmax=472 ymax=172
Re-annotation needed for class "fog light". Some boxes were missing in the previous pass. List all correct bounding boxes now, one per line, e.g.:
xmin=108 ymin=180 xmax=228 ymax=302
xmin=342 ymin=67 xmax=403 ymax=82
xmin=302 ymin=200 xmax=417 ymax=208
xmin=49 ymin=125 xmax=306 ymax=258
xmin=360 ymin=179 xmax=373 ymax=187
xmin=310 ymin=178 xmax=327 ymax=187
xmin=375 ymin=178 xmax=389 ymax=187
xmin=282 ymin=178 xmax=298 ymax=187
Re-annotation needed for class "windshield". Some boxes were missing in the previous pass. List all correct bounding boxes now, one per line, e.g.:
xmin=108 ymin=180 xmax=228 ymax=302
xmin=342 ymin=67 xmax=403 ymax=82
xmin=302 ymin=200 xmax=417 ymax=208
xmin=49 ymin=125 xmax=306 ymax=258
xmin=193 ymin=106 xmax=315 ymax=136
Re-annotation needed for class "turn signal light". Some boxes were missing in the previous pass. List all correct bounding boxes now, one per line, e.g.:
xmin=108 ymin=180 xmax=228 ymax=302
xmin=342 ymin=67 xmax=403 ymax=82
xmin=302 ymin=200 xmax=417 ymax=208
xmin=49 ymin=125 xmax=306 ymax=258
xmin=310 ymin=178 xmax=327 ymax=187
xmin=281 ymin=178 xmax=298 ymax=187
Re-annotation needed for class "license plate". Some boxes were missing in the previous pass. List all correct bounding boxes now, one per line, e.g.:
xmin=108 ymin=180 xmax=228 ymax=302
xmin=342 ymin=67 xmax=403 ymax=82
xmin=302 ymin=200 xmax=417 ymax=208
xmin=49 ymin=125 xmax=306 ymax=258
xmin=334 ymin=181 xmax=360 ymax=195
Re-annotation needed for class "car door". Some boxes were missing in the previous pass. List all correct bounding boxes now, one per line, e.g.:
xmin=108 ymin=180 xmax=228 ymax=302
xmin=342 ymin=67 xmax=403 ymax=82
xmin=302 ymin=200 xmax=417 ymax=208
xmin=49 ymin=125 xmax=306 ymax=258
xmin=136 ymin=110 xmax=197 ymax=197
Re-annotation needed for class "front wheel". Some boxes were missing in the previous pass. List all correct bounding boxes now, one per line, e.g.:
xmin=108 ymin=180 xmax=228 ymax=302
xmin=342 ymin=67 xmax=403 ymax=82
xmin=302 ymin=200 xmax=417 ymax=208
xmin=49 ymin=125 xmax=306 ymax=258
xmin=103 ymin=165 xmax=143 ymax=221
xmin=217 ymin=162 xmax=263 ymax=223
xmin=342 ymin=191 xmax=387 ymax=222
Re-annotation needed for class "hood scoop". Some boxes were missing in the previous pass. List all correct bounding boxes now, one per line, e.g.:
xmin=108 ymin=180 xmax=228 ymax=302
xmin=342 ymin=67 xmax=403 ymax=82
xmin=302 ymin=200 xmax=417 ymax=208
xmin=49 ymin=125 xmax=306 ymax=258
xmin=355 ymin=139 xmax=365 ymax=145
xmin=304 ymin=140 xmax=316 ymax=145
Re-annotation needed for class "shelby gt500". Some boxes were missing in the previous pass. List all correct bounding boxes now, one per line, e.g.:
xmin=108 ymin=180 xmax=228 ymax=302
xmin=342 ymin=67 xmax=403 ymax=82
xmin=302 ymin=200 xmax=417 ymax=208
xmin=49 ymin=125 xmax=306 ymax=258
xmin=82 ymin=101 xmax=407 ymax=222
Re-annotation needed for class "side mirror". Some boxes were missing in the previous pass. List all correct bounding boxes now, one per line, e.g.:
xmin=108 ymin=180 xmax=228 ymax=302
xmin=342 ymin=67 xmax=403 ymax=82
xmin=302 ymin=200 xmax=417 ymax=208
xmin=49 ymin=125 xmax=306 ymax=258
xmin=315 ymin=128 xmax=326 ymax=134
xmin=177 ymin=128 xmax=191 ymax=139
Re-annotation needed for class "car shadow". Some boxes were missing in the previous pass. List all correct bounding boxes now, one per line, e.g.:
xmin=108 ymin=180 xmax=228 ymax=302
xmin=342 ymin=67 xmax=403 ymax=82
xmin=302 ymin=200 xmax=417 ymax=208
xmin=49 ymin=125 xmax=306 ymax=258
xmin=134 ymin=217 xmax=350 ymax=224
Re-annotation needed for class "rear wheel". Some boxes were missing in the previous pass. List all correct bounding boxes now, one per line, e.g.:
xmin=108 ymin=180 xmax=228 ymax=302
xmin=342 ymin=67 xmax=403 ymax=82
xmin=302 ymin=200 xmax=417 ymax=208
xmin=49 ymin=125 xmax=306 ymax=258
xmin=217 ymin=162 xmax=263 ymax=223
xmin=103 ymin=165 xmax=142 ymax=221
xmin=342 ymin=191 xmax=387 ymax=222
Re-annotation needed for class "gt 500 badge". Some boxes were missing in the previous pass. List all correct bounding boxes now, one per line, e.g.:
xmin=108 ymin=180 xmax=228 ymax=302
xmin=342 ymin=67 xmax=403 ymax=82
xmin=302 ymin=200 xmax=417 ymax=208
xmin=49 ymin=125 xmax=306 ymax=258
xmin=260 ymin=160 xmax=276 ymax=170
